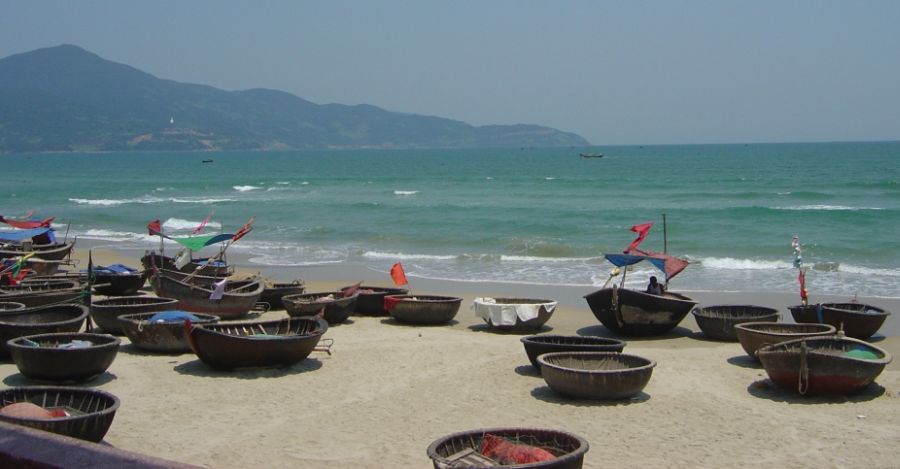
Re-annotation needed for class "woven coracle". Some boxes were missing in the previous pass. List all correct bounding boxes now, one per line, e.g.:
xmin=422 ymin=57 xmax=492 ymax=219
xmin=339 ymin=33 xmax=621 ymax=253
xmin=757 ymin=336 xmax=892 ymax=396
xmin=733 ymin=322 xmax=836 ymax=359
xmin=353 ymin=286 xmax=409 ymax=315
xmin=427 ymin=427 xmax=589 ymax=469
xmin=789 ymin=303 xmax=889 ymax=340
xmin=259 ymin=280 xmax=306 ymax=310
xmin=7 ymin=332 xmax=120 ymax=382
xmin=385 ymin=295 xmax=462 ymax=325
xmin=90 ymin=296 xmax=179 ymax=335
xmin=474 ymin=297 xmax=558 ymax=331
xmin=538 ymin=352 xmax=655 ymax=400
xmin=282 ymin=291 xmax=358 ymax=324
xmin=118 ymin=312 xmax=220 ymax=353
xmin=521 ymin=335 xmax=626 ymax=370
xmin=0 ymin=302 xmax=26 ymax=311
xmin=0 ymin=386 xmax=120 ymax=442
xmin=691 ymin=305 xmax=780 ymax=341
xmin=0 ymin=304 xmax=89 ymax=358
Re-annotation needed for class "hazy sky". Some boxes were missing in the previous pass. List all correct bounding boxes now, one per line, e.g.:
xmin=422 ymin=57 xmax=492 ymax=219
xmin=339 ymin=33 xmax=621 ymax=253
xmin=2 ymin=1 xmax=899 ymax=145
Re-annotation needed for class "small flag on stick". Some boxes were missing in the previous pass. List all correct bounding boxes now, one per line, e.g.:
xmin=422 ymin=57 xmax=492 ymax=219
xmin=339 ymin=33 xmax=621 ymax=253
xmin=390 ymin=262 xmax=408 ymax=286
xmin=624 ymin=222 xmax=654 ymax=254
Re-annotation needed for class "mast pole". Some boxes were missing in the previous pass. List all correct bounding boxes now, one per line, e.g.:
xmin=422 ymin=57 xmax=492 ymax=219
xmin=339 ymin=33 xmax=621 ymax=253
xmin=662 ymin=213 xmax=668 ymax=254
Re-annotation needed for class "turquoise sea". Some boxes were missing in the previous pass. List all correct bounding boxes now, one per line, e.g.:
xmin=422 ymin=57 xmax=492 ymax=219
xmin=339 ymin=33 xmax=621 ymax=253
xmin=4 ymin=141 xmax=900 ymax=298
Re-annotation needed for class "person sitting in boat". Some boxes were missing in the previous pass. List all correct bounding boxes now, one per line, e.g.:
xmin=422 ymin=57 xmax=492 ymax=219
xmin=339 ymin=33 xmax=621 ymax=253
xmin=646 ymin=276 xmax=665 ymax=295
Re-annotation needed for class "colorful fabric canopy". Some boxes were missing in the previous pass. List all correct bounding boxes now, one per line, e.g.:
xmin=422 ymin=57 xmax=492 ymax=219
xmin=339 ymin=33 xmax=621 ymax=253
xmin=0 ymin=227 xmax=53 ymax=243
xmin=604 ymin=249 xmax=689 ymax=281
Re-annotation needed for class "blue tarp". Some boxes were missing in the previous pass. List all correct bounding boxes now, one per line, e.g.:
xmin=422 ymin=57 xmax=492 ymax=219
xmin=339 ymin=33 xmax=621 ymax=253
xmin=0 ymin=227 xmax=52 ymax=243
xmin=604 ymin=253 xmax=667 ymax=273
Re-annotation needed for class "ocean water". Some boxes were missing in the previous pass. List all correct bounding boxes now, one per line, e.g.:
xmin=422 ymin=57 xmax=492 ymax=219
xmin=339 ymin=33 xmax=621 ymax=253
xmin=4 ymin=141 xmax=899 ymax=298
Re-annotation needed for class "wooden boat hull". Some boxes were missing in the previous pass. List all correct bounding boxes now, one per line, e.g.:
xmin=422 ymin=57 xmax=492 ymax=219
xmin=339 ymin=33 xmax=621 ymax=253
xmin=7 ymin=332 xmax=120 ymax=382
xmin=0 ymin=304 xmax=89 ymax=357
xmin=151 ymin=272 xmax=262 ymax=319
xmin=90 ymin=296 xmax=179 ymax=335
xmin=0 ymin=280 xmax=83 ymax=308
xmin=259 ymin=281 xmax=307 ymax=310
xmin=385 ymin=295 xmax=462 ymax=325
xmin=757 ymin=336 xmax=891 ymax=396
xmin=141 ymin=253 xmax=233 ymax=277
xmin=93 ymin=273 xmax=145 ymax=296
xmin=521 ymin=335 xmax=626 ymax=370
xmin=583 ymin=287 xmax=697 ymax=336
xmin=789 ymin=303 xmax=890 ymax=340
xmin=0 ymin=242 xmax=74 ymax=261
xmin=188 ymin=317 xmax=327 ymax=370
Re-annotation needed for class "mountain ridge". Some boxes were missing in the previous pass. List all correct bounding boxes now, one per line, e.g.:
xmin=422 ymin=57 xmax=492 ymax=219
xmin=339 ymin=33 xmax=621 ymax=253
xmin=0 ymin=44 xmax=589 ymax=153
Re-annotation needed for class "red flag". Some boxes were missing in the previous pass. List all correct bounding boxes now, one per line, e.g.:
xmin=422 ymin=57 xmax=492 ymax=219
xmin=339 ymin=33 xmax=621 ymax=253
xmin=147 ymin=219 xmax=162 ymax=236
xmin=232 ymin=217 xmax=255 ymax=242
xmin=192 ymin=210 xmax=214 ymax=234
xmin=390 ymin=262 xmax=408 ymax=286
xmin=624 ymin=222 xmax=654 ymax=254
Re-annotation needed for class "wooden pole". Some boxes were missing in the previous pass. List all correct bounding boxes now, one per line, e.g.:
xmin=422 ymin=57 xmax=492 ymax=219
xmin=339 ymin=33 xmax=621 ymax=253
xmin=662 ymin=213 xmax=668 ymax=254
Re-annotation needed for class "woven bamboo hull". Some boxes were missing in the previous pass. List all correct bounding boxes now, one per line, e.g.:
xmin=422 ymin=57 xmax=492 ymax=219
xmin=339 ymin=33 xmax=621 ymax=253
xmin=0 ymin=305 xmax=89 ymax=358
xmin=385 ymin=295 xmax=462 ymax=325
xmin=187 ymin=317 xmax=327 ymax=370
xmin=521 ymin=335 xmax=626 ymax=370
xmin=7 ymin=332 xmax=120 ymax=382
xmin=583 ymin=287 xmax=697 ymax=336
xmin=757 ymin=337 xmax=891 ymax=395
xmin=90 ymin=296 xmax=179 ymax=335
xmin=93 ymin=273 xmax=145 ymax=296
xmin=353 ymin=286 xmax=408 ymax=315
xmin=789 ymin=303 xmax=889 ymax=340
xmin=118 ymin=312 xmax=219 ymax=353
xmin=282 ymin=292 xmax=358 ymax=324
xmin=733 ymin=322 xmax=836 ymax=359
xmin=0 ymin=302 xmax=26 ymax=311
xmin=691 ymin=305 xmax=780 ymax=341
xmin=0 ymin=386 xmax=119 ymax=442
xmin=151 ymin=273 xmax=262 ymax=319
xmin=538 ymin=352 xmax=655 ymax=400
xmin=0 ymin=242 xmax=74 ymax=261
xmin=427 ymin=427 xmax=589 ymax=469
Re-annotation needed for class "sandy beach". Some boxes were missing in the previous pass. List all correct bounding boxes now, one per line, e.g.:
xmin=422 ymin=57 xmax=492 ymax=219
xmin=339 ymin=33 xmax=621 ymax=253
xmin=3 ymin=245 xmax=898 ymax=468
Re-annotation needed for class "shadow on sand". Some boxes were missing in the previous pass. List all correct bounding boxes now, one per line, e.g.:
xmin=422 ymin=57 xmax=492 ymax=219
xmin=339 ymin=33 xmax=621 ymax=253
xmin=173 ymin=358 xmax=323 ymax=379
xmin=747 ymin=379 xmax=886 ymax=404
xmin=530 ymin=386 xmax=651 ymax=407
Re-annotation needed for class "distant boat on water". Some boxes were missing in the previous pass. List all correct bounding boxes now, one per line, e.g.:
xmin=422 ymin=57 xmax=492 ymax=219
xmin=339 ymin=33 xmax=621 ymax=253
xmin=202 ymin=159 xmax=214 ymax=163
xmin=579 ymin=153 xmax=603 ymax=159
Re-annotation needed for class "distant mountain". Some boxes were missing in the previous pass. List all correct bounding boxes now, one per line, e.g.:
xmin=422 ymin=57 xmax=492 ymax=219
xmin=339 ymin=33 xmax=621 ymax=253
xmin=0 ymin=45 xmax=589 ymax=152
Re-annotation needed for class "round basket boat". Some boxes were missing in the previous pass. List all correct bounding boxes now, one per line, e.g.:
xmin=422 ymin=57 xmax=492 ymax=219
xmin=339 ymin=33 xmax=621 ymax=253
xmin=521 ymin=335 xmax=627 ymax=370
xmin=0 ymin=304 xmax=89 ymax=358
xmin=7 ymin=333 xmax=120 ymax=382
xmin=474 ymin=297 xmax=558 ymax=331
xmin=282 ymin=291 xmax=358 ymax=324
xmin=385 ymin=295 xmax=462 ymax=325
xmin=538 ymin=352 xmax=655 ymax=400
xmin=757 ymin=336 xmax=892 ymax=396
xmin=258 ymin=280 xmax=306 ymax=310
xmin=0 ymin=386 xmax=120 ymax=442
xmin=691 ymin=305 xmax=780 ymax=341
xmin=0 ymin=302 xmax=26 ymax=312
xmin=118 ymin=312 xmax=220 ymax=353
xmin=789 ymin=303 xmax=890 ymax=340
xmin=427 ymin=427 xmax=589 ymax=469
xmin=353 ymin=286 xmax=409 ymax=315
xmin=90 ymin=296 xmax=179 ymax=335
xmin=733 ymin=322 xmax=836 ymax=359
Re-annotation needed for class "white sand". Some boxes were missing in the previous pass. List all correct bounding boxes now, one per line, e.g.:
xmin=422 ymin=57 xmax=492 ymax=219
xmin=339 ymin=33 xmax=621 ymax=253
xmin=2 ymin=247 xmax=897 ymax=468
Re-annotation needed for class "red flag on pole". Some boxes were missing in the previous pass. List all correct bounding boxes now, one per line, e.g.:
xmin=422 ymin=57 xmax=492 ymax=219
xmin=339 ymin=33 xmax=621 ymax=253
xmin=624 ymin=222 xmax=654 ymax=254
xmin=390 ymin=262 xmax=408 ymax=286
xmin=147 ymin=219 xmax=162 ymax=236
